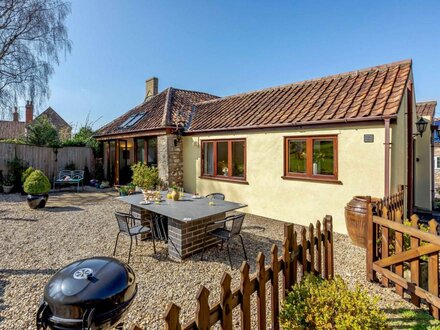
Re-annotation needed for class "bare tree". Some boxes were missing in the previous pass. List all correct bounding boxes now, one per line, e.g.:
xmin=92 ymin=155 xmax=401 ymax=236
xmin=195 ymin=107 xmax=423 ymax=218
xmin=0 ymin=0 xmax=72 ymax=117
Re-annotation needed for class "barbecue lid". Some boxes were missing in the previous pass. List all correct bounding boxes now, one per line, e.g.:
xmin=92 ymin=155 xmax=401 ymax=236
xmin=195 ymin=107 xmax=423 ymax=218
xmin=43 ymin=257 xmax=136 ymax=319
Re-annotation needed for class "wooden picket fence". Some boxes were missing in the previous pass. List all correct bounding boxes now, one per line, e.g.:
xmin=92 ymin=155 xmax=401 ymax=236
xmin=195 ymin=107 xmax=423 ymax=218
xmin=375 ymin=188 xmax=404 ymax=220
xmin=366 ymin=201 xmax=440 ymax=319
xmin=132 ymin=216 xmax=334 ymax=330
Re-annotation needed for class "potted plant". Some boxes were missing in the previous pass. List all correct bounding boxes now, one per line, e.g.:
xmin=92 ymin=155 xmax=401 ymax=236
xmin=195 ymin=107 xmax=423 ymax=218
xmin=131 ymin=162 xmax=161 ymax=191
xmin=23 ymin=170 xmax=51 ymax=209
xmin=2 ymin=174 xmax=14 ymax=194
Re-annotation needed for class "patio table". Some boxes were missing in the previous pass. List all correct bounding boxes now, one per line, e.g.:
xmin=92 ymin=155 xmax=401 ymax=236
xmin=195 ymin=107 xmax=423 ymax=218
xmin=117 ymin=192 xmax=247 ymax=261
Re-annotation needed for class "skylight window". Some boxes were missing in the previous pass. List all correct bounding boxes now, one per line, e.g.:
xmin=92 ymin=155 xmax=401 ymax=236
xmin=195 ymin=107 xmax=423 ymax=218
xmin=118 ymin=112 xmax=146 ymax=129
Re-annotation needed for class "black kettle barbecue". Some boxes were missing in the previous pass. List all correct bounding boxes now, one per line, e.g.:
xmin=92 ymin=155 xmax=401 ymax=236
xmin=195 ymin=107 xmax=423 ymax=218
xmin=36 ymin=256 xmax=137 ymax=330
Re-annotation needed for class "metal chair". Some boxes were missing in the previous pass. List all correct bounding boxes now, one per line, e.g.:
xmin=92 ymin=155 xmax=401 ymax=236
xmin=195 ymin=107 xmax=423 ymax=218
xmin=201 ymin=213 xmax=247 ymax=268
xmin=205 ymin=193 xmax=225 ymax=200
xmin=113 ymin=211 xmax=156 ymax=263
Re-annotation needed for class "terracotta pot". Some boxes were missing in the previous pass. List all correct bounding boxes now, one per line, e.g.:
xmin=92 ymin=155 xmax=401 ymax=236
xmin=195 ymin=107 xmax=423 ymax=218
xmin=345 ymin=196 xmax=377 ymax=248
xmin=27 ymin=193 xmax=49 ymax=209
xmin=171 ymin=189 xmax=179 ymax=201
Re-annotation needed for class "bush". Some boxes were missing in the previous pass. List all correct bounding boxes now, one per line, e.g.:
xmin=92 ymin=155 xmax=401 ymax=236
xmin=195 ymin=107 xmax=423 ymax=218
xmin=23 ymin=170 xmax=51 ymax=195
xmin=26 ymin=116 xmax=60 ymax=147
xmin=131 ymin=162 xmax=161 ymax=189
xmin=279 ymin=274 xmax=387 ymax=330
xmin=7 ymin=156 xmax=27 ymax=191
xmin=21 ymin=167 xmax=35 ymax=183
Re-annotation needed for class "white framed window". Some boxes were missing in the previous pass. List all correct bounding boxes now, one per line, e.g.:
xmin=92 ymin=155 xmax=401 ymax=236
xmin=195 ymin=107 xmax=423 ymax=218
xmin=435 ymin=156 xmax=440 ymax=169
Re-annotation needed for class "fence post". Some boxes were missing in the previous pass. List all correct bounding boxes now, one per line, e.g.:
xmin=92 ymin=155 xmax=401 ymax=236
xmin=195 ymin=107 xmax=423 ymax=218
xmin=428 ymin=219 xmax=439 ymax=319
xmin=284 ymin=224 xmax=295 ymax=288
xmin=301 ymin=227 xmax=307 ymax=275
xmin=395 ymin=209 xmax=404 ymax=297
xmin=309 ymin=223 xmax=315 ymax=274
xmin=220 ymin=273 xmax=233 ymax=330
xmin=196 ymin=286 xmax=210 ymax=330
xmin=410 ymin=215 xmax=421 ymax=307
xmin=282 ymin=237 xmax=290 ymax=297
xmin=240 ymin=261 xmax=251 ymax=330
xmin=316 ymin=220 xmax=322 ymax=276
xmin=325 ymin=215 xmax=334 ymax=279
xmin=366 ymin=202 xmax=376 ymax=282
xmin=271 ymin=245 xmax=280 ymax=330
xmin=164 ymin=303 xmax=181 ymax=330
xmin=256 ymin=252 xmax=266 ymax=330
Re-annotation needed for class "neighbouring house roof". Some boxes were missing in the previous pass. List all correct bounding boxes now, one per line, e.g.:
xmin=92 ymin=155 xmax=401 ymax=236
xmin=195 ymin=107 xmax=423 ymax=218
xmin=0 ymin=121 xmax=26 ymax=140
xmin=188 ymin=60 xmax=412 ymax=132
xmin=37 ymin=107 xmax=71 ymax=130
xmin=416 ymin=101 xmax=437 ymax=120
xmin=95 ymin=88 xmax=218 ymax=138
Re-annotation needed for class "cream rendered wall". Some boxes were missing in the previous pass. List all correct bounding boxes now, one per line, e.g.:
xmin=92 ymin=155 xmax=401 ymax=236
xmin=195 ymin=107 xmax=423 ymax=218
xmin=390 ymin=96 xmax=407 ymax=195
xmin=414 ymin=115 xmax=433 ymax=211
xmin=183 ymin=126 xmax=386 ymax=234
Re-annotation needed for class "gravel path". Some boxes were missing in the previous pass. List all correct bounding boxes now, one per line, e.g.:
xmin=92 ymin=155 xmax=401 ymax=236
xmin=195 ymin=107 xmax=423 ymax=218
xmin=0 ymin=191 xmax=432 ymax=329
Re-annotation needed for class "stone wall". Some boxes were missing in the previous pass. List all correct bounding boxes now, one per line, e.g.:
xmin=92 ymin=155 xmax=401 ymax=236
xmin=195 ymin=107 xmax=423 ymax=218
xmin=434 ymin=144 xmax=440 ymax=198
xmin=157 ymin=134 xmax=184 ymax=186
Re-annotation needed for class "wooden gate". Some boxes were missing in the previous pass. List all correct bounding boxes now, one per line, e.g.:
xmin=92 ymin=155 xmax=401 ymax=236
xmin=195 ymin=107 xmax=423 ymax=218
xmin=366 ymin=203 xmax=440 ymax=319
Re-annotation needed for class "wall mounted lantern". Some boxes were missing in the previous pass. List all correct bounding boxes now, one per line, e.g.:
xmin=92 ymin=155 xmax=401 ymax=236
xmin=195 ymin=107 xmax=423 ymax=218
xmin=414 ymin=117 xmax=428 ymax=138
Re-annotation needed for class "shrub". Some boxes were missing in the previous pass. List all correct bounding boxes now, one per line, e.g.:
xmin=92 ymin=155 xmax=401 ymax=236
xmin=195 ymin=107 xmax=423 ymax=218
xmin=21 ymin=167 xmax=35 ymax=183
xmin=26 ymin=116 xmax=60 ymax=147
xmin=131 ymin=162 xmax=161 ymax=189
xmin=279 ymin=274 xmax=387 ymax=330
xmin=7 ymin=156 xmax=27 ymax=190
xmin=24 ymin=170 xmax=51 ymax=195
xmin=64 ymin=162 xmax=76 ymax=170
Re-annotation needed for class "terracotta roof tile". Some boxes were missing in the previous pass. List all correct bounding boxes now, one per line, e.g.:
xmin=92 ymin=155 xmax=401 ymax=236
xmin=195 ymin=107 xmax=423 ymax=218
xmin=416 ymin=101 xmax=437 ymax=120
xmin=189 ymin=60 xmax=412 ymax=132
xmin=95 ymin=88 xmax=217 ymax=137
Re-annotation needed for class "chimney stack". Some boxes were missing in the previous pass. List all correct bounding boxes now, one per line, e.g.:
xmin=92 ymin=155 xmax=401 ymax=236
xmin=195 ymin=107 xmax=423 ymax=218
xmin=25 ymin=101 xmax=33 ymax=123
xmin=12 ymin=106 xmax=19 ymax=122
xmin=145 ymin=77 xmax=158 ymax=100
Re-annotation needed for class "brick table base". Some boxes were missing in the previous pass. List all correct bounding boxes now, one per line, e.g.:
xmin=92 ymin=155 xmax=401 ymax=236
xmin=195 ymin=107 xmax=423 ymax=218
xmin=131 ymin=205 xmax=224 ymax=261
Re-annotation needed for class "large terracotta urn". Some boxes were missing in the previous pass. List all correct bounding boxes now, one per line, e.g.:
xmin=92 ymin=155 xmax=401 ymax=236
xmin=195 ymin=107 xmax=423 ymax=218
xmin=345 ymin=196 xmax=377 ymax=248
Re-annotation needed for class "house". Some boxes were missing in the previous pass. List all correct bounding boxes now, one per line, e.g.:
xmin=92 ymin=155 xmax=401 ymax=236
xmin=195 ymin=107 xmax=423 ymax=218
xmin=94 ymin=77 xmax=218 ymax=184
xmin=38 ymin=107 xmax=72 ymax=140
xmin=97 ymin=60 xmax=432 ymax=233
xmin=415 ymin=101 xmax=437 ymax=210
xmin=0 ymin=102 xmax=72 ymax=140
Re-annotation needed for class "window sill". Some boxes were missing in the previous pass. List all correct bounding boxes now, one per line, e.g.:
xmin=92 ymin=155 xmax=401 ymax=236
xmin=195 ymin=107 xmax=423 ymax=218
xmin=199 ymin=176 xmax=249 ymax=185
xmin=281 ymin=175 xmax=342 ymax=185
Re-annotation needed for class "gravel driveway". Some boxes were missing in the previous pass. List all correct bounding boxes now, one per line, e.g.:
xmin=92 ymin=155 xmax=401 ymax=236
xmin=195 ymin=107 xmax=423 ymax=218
xmin=0 ymin=191 xmax=431 ymax=329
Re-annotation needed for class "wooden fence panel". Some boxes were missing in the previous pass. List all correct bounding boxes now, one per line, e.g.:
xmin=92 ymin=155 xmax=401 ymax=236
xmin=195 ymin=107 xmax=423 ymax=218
xmin=0 ymin=142 xmax=94 ymax=182
xmin=158 ymin=217 xmax=334 ymax=330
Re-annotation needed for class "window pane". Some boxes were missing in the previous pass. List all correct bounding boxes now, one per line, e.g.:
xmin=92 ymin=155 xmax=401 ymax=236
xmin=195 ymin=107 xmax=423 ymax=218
xmin=232 ymin=141 xmax=245 ymax=177
xmin=217 ymin=142 xmax=229 ymax=176
xmin=288 ymin=140 xmax=307 ymax=173
xmin=147 ymin=138 xmax=157 ymax=166
xmin=136 ymin=139 xmax=145 ymax=163
xmin=203 ymin=142 xmax=214 ymax=175
xmin=313 ymin=139 xmax=334 ymax=175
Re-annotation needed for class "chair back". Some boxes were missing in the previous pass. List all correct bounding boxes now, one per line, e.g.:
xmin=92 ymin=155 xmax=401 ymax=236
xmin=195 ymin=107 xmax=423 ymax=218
xmin=72 ymin=170 xmax=84 ymax=180
xmin=115 ymin=212 xmax=130 ymax=233
xmin=58 ymin=170 xmax=72 ymax=180
xmin=206 ymin=193 xmax=225 ymax=200
xmin=230 ymin=214 xmax=245 ymax=236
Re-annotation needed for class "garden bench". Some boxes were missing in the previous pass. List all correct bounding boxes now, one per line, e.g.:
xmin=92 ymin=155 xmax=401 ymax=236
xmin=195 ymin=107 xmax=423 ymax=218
xmin=53 ymin=170 xmax=84 ymax=192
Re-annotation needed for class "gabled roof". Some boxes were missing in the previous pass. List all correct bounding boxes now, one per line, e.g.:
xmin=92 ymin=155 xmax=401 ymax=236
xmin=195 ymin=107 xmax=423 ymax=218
xmin=188 ymin=60 xmax=412 ymax=132
xmin=0 ymin=121 xmax=26 ymax=139
xmin=416 ymin=101 xmax=437 ymax=120
xmin=95 ymin=88 xmax=218 ymax=137
xmin=37 ymin=107 xmax=71 ymax=129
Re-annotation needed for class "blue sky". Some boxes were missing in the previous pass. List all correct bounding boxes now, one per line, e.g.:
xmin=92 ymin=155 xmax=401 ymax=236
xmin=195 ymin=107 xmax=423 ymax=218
xmin=39 ymin=0 xmax=440 ymax=131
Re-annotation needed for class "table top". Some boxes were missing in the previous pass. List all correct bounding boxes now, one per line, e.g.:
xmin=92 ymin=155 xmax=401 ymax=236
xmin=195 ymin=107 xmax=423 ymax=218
xmin=117 ymin=192 xmax=247 ymax=222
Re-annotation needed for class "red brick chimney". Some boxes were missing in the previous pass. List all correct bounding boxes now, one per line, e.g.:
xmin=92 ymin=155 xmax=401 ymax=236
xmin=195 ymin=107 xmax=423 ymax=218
xmin=12 ymin=106 xmax=19 ymax=122
xmin=25 ymin=101 xmax=33 ymax=123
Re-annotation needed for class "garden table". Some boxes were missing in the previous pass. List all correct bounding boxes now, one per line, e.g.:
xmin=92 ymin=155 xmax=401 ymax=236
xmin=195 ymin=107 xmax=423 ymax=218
xmin=117 ymin=192 xmax=247 ymax=261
